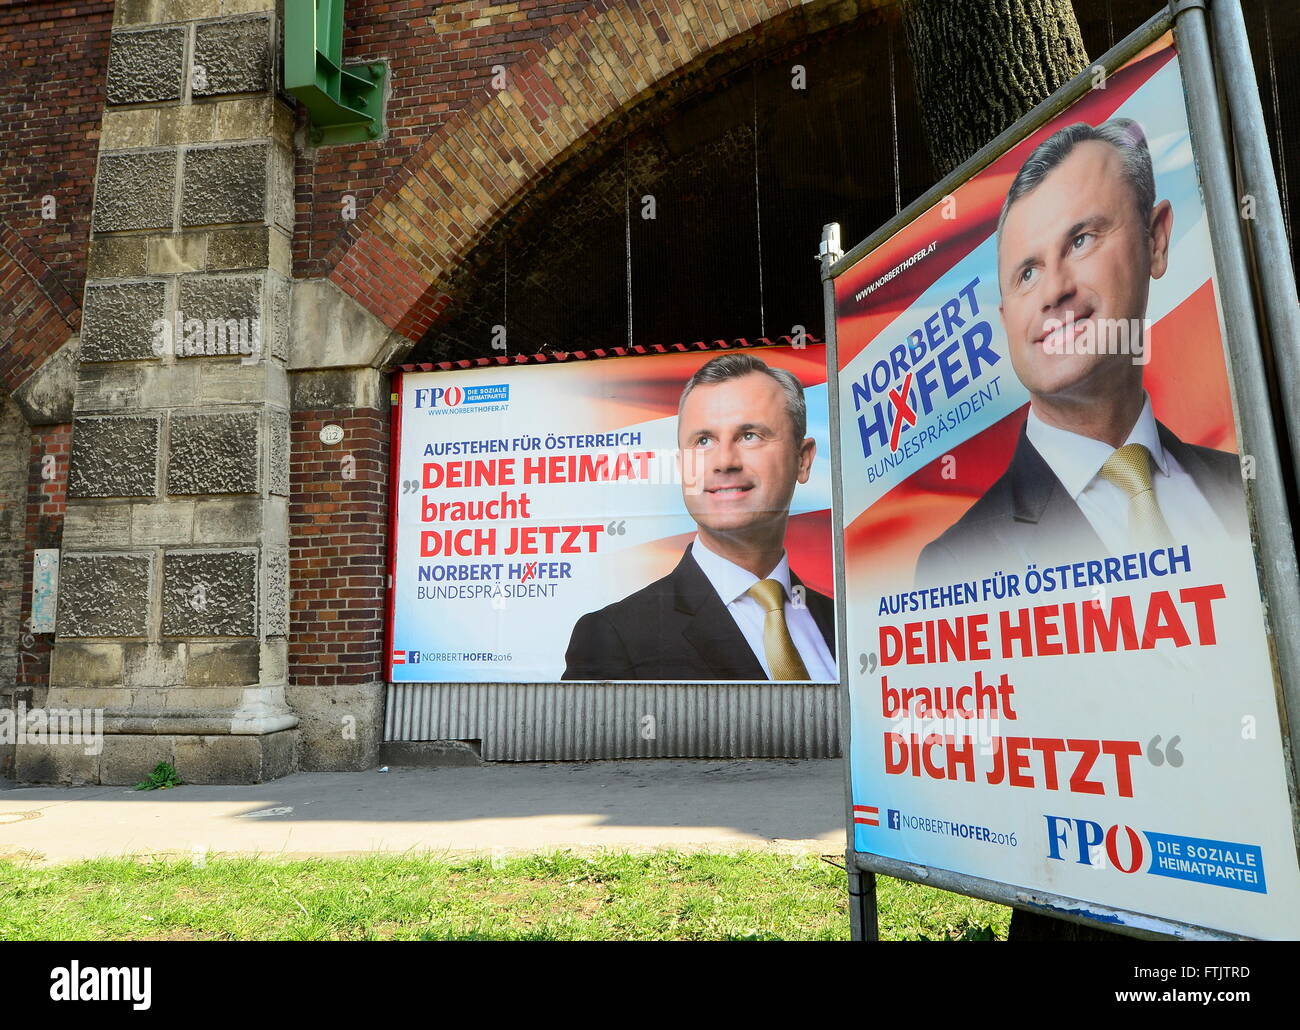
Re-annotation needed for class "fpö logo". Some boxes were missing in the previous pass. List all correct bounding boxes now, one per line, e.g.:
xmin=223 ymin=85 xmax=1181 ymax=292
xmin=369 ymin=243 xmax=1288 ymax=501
xmin=1045 ymin=814 xmax=1267 ymax=894
xmin=412 ymin=384 xmax=510 ymax=408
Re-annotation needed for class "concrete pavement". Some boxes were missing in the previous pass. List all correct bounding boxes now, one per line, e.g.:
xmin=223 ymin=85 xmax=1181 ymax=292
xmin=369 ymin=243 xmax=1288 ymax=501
xmin=0 ymin=759 xmax=847 ymax=864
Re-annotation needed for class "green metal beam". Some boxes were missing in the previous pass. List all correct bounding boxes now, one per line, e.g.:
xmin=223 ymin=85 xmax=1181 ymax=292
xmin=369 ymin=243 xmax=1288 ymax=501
xmin=284 ymin=0 xmax=385 ymax=146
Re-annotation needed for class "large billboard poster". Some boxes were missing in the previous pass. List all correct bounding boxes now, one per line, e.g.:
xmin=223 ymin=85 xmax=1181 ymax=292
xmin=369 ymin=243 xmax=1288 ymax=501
xmin=835 ymin=34 xmax=1300 ymax=937
xmin=389 ymin=344 xmax=837 ymax=685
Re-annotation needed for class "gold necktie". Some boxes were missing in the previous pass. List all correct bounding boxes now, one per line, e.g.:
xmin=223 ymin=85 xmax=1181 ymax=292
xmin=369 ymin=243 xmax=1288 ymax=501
xmin=1098 ymin=443 xmax=1173 ymax=548
xmin=746 ymin=579 xmax=810 ymax=681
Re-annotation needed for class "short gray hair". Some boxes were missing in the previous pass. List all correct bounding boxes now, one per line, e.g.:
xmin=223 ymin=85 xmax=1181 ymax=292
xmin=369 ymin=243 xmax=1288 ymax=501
xmin=997 ymin=118 xmax=1156 ymax=242
xmin=679 ymin=353 xmax=807 ymax=441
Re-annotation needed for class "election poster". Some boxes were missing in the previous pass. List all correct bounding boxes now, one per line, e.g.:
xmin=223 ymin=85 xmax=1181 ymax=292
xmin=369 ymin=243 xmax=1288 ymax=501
xmin=388 ymin=344 xmax=838 ymax=685
xmin=834 ymin=33 xmax=1300 ymax=937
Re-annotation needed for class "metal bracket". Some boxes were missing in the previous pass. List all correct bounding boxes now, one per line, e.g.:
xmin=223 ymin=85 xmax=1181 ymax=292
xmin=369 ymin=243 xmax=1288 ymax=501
xmin=817 ymin=222 xmax=843 ymax=264
xmin=285 ymin=0 xmax=386 ymax=146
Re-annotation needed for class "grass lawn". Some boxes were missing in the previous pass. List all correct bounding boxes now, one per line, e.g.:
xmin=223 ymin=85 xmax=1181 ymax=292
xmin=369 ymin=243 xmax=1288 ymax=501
xmin=0 ymin=851 xmax=1011 ymax=941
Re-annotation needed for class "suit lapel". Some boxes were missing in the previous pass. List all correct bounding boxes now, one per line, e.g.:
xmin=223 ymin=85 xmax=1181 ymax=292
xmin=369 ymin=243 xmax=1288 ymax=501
xmin=1007 ymin=426 xmax=1105 ymax=559
xmin=1158 ymin=423 xmax=1244 ymax=532
xmin=672 ymin=549 xmax=768 ymax=680
xmin=792 ymin=571 xmax=836 ymax=656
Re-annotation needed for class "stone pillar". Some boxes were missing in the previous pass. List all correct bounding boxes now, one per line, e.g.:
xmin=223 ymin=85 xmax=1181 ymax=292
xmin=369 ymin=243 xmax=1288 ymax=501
xmin=285 ymin=283 xmax=410 ymax=771
xmin=17 ymin=0 xmax=298 ymax=784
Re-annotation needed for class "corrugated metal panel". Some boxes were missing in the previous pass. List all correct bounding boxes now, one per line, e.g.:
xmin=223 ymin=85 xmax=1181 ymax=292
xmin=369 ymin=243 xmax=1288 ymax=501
xmin=384 ymin=683 xmax=840 ymax=761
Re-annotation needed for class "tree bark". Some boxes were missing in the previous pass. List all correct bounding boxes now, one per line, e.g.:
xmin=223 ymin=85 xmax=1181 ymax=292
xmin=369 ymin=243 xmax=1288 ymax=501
xmin=900 ymin=0 xmax=1090 ymax=176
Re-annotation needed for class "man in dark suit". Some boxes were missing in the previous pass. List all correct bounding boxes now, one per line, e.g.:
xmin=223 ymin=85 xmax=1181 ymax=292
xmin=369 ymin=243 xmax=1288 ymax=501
xmin=918 ymin=118 xmax=1245 ymax=584
xmin=918 ymin=420 xmax=1246 ymax=583
xmin=563 ymin=353 xmax=837 ymax=681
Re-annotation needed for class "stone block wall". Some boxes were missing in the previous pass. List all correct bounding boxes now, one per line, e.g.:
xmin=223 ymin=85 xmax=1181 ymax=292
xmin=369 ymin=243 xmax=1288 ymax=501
xmin=19 ymin=0 xmax=300 ymax=784
xmin=4 ymin=0 xmax=885 ymax=780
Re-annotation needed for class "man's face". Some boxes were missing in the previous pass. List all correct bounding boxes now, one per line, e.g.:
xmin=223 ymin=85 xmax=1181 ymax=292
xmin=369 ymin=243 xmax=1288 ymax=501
xmin=997 ymin=139 xmax=1172 ymax=404
xmin=677 ymin=372 xmax=814 ymax=540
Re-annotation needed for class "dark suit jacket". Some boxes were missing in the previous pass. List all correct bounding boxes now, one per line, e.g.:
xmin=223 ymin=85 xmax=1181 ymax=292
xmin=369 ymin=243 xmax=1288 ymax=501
xmin=562 ymin=547 xmax=836 ymax=681
xmin=916 ymin=420 xmax=1246 ymax=585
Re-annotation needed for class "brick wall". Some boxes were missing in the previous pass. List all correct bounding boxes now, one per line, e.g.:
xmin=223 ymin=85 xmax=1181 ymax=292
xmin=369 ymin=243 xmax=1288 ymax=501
xmin=17 ymin=421 xmax=70 ymax=695
xmin=293 ymin=0 xmax=595 ymax=280
xmin=289 ymin=406 xmax=391 ymax=690
xmin=0 ymin=401 xmax=27 ymax=692
xmin=0 ymin=0 xmax=112 ymax=320
xmin=312 ymin=0 xmax=865 ymax=343
xmin=0 ymin=224 xmax=79 ymax=394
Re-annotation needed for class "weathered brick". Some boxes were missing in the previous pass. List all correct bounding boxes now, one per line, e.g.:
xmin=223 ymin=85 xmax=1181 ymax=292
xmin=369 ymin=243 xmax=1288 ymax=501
xmin=168 ymin=410 xmax=260 ymax=494
xmin=80 ymin=281 xmax=167 ymax=363
xmin=105 ymin=27 xmax=186 ymax=105
xmin=68 ymin=415 xmax=160 ymax=498
xmin=181 ymin=144 xmax=269 ymax=226
xmin=92 ymin=151 xmax=177 ymax=232
xmin=57 ymin=554 xmax=152 ymax=637
xmin=193 ymin=17 xmax=273 ymax=98
xmin=162 ymin=549 xmax=258 ymax=637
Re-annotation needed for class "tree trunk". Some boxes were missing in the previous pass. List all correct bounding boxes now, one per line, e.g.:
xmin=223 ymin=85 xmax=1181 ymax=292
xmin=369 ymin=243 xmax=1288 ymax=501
xmin=900 ymin=0 xmax=1090 ymax=176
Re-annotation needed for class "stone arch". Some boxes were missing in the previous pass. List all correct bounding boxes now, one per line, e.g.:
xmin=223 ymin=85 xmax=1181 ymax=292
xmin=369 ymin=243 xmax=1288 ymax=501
xmin=325 ymin=0 xmax=883 ymax=342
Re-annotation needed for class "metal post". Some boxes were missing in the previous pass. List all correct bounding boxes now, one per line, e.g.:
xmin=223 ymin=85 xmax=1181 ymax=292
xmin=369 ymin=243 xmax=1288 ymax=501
xmin=847 ymin=863 xmax=879 ymax=941
xmin=1172 ymin=0 xmax=1300 ymax=808
xmin=820 ymin=221 xmax=878 ymax=941
xmin=1210 ymin=0 xmax=1300 ymax=490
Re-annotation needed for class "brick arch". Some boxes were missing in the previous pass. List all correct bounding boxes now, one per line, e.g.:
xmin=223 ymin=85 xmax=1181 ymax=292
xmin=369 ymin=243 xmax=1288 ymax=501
xmin=0 ymin=222 xmax=79 ymax=396
xmin=325 ymin=0 xmax=881 ymax=343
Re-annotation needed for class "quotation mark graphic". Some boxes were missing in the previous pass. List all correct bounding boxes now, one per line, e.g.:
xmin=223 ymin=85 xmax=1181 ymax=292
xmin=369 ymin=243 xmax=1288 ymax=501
xmin=401 ymin=479 xmax=420 ymax=495
xmin=606 ymin=520 xmax=627 ymax=535
xmin=1147 ymin=735 xmax=1184 ymax=768
xmin=859 ymin=652 xmax=878 ymax=674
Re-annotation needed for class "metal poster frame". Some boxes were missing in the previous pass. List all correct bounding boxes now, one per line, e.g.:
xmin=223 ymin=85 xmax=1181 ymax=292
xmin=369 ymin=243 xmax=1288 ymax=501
xmin=820 ymin=0 xmax=1300 ymax=941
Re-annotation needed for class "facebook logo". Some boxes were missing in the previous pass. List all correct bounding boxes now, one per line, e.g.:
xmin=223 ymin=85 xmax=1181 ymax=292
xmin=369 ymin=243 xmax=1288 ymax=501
xmin=887 ymin=809 xmax=901 ymax=830
xmin=408 ymin=651 xmax=421 ymax=664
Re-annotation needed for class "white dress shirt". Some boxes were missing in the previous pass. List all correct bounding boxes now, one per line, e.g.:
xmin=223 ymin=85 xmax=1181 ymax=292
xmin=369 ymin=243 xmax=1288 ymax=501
xmin=690 ymin=537 xmax=838 ymax=682
xmin=1025 ymin=393 xmax=1224 ymax=553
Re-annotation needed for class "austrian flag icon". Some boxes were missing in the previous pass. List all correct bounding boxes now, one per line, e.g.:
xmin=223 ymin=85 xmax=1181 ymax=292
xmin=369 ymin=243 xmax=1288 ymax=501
xmin=853 ymin=805 xmax=880 ymax=827
xmin=391 ymin=649 xmax=406 ymax=665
